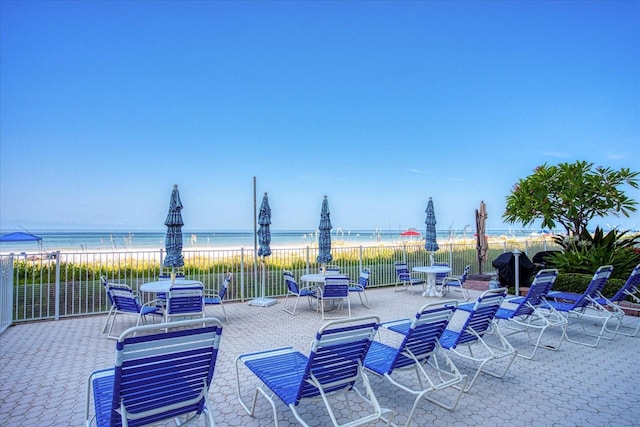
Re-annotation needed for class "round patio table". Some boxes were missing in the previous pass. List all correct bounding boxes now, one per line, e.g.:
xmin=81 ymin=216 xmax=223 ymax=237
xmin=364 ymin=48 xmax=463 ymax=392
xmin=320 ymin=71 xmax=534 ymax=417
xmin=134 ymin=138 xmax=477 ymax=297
xmin=140 ymin=279 xmax=203 ymax=294
xmin=413 ymin=266 xmax=451 ymax=297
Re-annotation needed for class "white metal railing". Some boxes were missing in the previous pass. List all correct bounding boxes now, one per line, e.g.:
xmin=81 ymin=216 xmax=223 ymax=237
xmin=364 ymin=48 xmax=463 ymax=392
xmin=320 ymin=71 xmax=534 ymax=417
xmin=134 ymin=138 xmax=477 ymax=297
xmin=0 ymin=238 xmax=557 ymax=326
xmin=0 ymin=255 xmax=14 ymax=333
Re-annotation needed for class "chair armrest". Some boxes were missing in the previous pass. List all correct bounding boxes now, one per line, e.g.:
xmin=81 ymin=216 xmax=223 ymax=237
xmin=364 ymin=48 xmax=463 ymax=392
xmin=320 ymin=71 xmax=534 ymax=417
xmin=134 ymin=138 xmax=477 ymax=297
xmin=443 ymin=276 xmax=462 ymax=285
xmin=141 ymin=298 xmax=162 ymax=309
xmin=204 ymin=289 xmax=221 ymax=298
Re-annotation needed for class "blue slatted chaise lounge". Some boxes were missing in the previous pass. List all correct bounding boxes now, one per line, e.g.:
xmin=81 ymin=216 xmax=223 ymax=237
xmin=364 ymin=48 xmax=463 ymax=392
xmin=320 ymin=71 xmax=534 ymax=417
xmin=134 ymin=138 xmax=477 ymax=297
xmin=85 ymin=317 xmax=224 ymax=427
xmin=235 ymin=316 xmax=392 ymax=427
xmin=364 ymin=301 xmax=467 ymax=427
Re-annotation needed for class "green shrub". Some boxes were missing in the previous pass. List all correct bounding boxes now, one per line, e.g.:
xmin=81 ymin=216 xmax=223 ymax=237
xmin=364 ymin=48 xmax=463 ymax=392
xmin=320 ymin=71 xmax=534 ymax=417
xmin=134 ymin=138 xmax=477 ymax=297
xmin=553 ymin=273 xmax=624 ymax=298
xmin=547 ymin=227 xmax=640 ymax=280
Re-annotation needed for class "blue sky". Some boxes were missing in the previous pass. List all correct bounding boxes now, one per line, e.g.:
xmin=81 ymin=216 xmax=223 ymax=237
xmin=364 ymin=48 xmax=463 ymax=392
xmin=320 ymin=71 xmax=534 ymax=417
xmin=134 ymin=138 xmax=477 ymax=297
xmin=1 ymin=1 xmax=639 ymax=234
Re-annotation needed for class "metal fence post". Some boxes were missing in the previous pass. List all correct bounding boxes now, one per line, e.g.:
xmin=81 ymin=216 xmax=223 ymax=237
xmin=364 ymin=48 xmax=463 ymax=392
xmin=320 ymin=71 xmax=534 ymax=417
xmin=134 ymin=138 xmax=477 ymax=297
xmin=0 ymin=255 xmax=15 ymax=334
xmin=54 ymin=251 xmax=61 ymax=321
xmin=240 ymin=248 xmax=245 ymax=301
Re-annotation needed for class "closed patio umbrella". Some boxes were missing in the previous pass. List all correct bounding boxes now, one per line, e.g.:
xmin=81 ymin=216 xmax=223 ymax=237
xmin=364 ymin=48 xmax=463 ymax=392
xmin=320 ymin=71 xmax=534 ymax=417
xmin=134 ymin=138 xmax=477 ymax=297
xmin=257 ymin=192 xmax=272 ymax=258
xmin=317 ymin=195 xmax=333 ymax=270
xmin=476 ymin=200 xmax=489 ymax=274
xmin=250 ymin=192 xmax=276 ymax=307
xmin=424 ymin=197 xmax=439 ymax=265
xmin=163 ymin=184 xmax=184 ymax=272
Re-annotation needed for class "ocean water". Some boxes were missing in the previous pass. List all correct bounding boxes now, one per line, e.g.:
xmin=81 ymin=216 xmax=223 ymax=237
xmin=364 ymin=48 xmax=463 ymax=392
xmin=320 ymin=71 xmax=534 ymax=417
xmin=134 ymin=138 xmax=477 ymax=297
xmin=0 ymin=229 xmax=547 ymax=254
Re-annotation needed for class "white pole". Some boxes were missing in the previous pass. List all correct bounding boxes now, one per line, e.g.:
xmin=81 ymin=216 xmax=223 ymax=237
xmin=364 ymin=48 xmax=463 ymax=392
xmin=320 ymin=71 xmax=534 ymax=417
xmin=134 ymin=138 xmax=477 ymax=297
xmin=512 ymin=249 xmax=522 ymax=296
xmin=253 ymin=177 xmax=258 ymax=298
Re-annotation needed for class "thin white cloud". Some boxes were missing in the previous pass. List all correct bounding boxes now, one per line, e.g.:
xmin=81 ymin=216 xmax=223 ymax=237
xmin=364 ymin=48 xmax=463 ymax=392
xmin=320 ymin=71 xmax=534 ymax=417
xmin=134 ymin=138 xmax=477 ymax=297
xmin=543 ymin=151 xmax=571 ymax=158
xmin=606 ymin=153 xmax=625 ymax=160
xmin=409 ymin=169 xmax=426 ymax=174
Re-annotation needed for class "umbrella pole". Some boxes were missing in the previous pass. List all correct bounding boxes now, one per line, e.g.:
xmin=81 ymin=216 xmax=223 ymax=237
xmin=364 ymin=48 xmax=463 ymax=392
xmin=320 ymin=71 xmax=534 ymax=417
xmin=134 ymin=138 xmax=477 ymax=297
xmin=475 ymin=209 xmax=482 ymax=275
xmin=248 ymin=178 xmax=276 ymax=307
xmin=249 ymin=257 xmax=277 ymax=307
xmin=253 ymin=177 xmax=258 ymax=299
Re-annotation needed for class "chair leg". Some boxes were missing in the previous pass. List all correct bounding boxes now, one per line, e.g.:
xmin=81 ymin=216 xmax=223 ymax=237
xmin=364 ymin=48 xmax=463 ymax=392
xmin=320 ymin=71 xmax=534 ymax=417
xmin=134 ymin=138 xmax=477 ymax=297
xmin=282 ymin=293 xmax=300 ymax=316
xmin=220 ymin=303 xmax=229 ymax=324
xmin=360 ymin=291 xmax=370 ymax=308
xmin=101 ymin=306 xmax=115 ymax=334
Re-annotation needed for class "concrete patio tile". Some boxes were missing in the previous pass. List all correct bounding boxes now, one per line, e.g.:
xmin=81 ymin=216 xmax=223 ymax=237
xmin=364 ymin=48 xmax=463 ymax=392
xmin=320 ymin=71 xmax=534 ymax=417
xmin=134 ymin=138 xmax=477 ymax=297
xmin=1 ymin=284 xmax=639 ymax=426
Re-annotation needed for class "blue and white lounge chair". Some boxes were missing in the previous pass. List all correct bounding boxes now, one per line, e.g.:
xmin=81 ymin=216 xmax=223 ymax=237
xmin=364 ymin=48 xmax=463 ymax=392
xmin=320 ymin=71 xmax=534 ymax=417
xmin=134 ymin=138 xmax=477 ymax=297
xmin=488 ymin=268 xmax=566 ymax=359
xmin=543 ymin=265 xmax=618 ymax=347
xmin=547 ymin=264 xmax=640 ymax=338
xmin=104 ymin=283 xmax=163 ymax=340
xmin=394 ymin=261 xmax=425 ymax=294
xmin=348 ymin=268 xmax=371 ymax=308
xmin=204 ymin=272 xmax=232 ymax=324
xmin=437 ymin=288 xmax=516 ymax=392
xmin=364 ymin=301 xmax=467 ymax=426
xmin=235 ymin=316 xmax=391 ymax=427
xmin=85 ymin=317 xmax=224 ymax=427
xmin=603 ymin=264 xmax=640 ymax=337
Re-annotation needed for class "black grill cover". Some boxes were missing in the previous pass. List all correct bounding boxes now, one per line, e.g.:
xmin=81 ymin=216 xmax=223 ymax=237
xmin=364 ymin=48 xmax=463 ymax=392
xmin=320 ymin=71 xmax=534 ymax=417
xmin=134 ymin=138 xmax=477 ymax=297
xmin=491 ymin=252 xmax=536 ymax=288
xmin=532 ymin=250 xmax=561 ymax=267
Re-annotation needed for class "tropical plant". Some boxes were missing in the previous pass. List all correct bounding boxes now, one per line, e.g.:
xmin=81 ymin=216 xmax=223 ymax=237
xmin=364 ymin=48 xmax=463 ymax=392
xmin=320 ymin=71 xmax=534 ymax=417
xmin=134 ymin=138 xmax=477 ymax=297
xmin=546 ymin=227 xmax=640 ymax=279
xmin=504 ymin=161 xmax=639 ymax=236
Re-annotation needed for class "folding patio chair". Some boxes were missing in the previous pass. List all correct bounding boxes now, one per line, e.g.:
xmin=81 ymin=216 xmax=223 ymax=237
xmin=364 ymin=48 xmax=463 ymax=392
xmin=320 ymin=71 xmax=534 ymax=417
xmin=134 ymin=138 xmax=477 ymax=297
xmin=235 ymin=316 xmax=391 ymax=427
xmin=85 ymin=317 xmax=223 ymax=427
xmin=436 ymin=288 xmax=516 ymax=392
xmin=282 ymin=270 xmax=317 ymax=316
xmin=394 ymin=261 xmax=425 ymax=294
xmin=104 ymin=283 xmax=163 ymax=340
xmin=164 ymin=281 xmax=205 ymax=323
xmin=157 ymin=272 xmax=185 ymax=302
xmin=364 ymin=301 xmax=467 ymax=426
xmin=348 ymin=268 xmax=371 ymax=308
xmin=318 ymin=275 xmax=351 ymax=320
xmin=432 ymin=262 xmax=449 ymax=289
xmin=543 ymin=265 xmax=618 ymax=347
xmin=442 ymin=265 xmax=471 ymax=301
xmin=204 ymin=272 xmax=232 ymax=324
xmin=547 ymin=264 xmax=640 ymax=338
xmin=100 ymin=276 xmax=116 ymax=334
xmin=489 ymin=268 xmax=566 ymax=360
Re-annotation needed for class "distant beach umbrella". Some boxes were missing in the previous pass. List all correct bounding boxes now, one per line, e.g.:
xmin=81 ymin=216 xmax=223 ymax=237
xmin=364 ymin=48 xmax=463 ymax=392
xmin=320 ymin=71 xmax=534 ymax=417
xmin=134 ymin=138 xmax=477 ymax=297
xmin=317 ymin=195 xmax=333 ymax=264
xmin=163 ymin=184 xmax=185 ymax=269
xmin=257 ymin=192 xmax=272 ymax=258
xmin=476 ymin=200 xmax=489 ymax=273
xmin=400 ymin=229 xmax=421 ymax=237
xmin=424 ymin=197 xmax=439 ymax=264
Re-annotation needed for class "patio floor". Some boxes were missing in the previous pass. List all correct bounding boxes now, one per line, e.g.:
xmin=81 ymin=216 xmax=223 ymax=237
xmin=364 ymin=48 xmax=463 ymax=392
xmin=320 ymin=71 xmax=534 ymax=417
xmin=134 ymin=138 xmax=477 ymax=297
xmin=1 ymin=282 xmax=639 ymax=426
